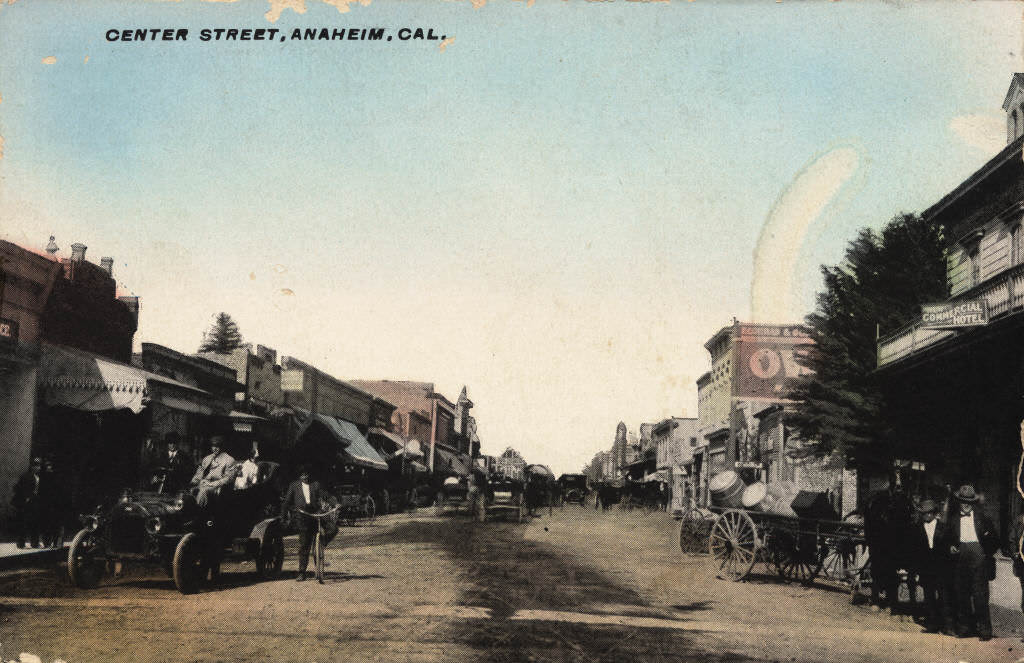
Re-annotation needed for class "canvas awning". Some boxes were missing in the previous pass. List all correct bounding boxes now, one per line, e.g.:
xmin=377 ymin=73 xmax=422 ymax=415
xmin=296 ymin=413 xmax=388 ymax=471
xmin=368 ymin=427 xmax=423 ymax=459
xmin=335 ymin=418 xmax=389 ymax=471
xmin=644 ymin=470 xmax=669 ymax=483
xmin=38 ymin=343 xmax=222 ymax=415
xmin=433 ymin=447 xmax=471 ymax=477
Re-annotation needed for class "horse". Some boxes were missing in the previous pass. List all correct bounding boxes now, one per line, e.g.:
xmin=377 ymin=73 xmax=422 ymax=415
xmin=863 ymin=477 xmax=920 ymax=614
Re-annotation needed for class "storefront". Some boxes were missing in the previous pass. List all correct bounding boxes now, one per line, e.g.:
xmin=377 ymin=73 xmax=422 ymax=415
xmin=33 ymin=343 xmax=234 ymax=521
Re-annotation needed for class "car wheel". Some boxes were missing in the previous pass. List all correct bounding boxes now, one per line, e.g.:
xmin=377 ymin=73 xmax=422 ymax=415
xmin=173 ymin=533 xmax=207 ymax=594
xmin=256 ymin=529 xmax=285 ymax=580
xmin=68 ymin=528 xmax=105 ymax=589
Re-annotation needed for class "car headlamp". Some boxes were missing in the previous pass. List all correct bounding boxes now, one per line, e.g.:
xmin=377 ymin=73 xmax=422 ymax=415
xmin=145 ymin=517 xmax=163 ymax=534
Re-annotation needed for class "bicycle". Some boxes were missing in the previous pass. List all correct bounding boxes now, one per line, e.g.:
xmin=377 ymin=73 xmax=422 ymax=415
xmin=296 ymin=504 xmax=340 ymax=584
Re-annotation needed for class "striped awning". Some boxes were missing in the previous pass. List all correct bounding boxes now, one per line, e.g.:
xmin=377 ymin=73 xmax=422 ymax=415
xmin=38 ymin=343 xmax=215 ymax=414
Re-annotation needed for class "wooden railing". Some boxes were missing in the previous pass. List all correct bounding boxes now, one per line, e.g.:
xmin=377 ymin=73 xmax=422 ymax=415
xmin=877 ymin=262 xmax=1024 ymax=367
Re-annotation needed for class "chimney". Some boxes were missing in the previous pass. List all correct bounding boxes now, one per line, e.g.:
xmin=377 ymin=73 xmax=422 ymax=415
xmin=45 ymin=236 xmax=59 ymax=257
xmin=100 ymin=257 xmax=114 ymax=276
xmin=70 ymin=243 xmax=87 ymax=262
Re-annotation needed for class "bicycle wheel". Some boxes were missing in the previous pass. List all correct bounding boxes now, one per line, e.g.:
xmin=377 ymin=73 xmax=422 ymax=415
xmin=314 ymin=530 xmax=325 ymax=584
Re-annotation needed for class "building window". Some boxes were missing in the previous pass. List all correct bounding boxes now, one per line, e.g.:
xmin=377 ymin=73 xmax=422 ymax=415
xmin=690 ymin=437 xmax=697 ymax=448
xmin=1014 ymin=110 xmax=1019 ymax=141
xmin=969 ymin=246 xmax=980 ymax=287
xmin=1012 ymin=225 xmax=1022 ymax=267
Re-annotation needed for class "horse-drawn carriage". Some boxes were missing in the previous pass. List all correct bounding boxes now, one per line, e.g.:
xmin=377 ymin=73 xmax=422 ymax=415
xmin=677 ymin=472 xmax=867 ymax=593
xmin=330 ymin=483 xmax=377 ymax=526
xmin=557 ymin=473 xmax=589 ymax=505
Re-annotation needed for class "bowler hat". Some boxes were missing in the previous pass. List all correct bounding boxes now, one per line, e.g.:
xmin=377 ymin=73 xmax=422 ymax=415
xmin=953 ymin=485 xmax=979 ymax=503
xmin=917 ymin=499 xmax=938 ymax=513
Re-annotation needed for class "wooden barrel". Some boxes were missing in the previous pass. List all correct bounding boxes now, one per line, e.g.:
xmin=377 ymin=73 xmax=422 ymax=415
xmin=709 ymin=471 xmax=744 ymax=508
xmin=741 ymin=482 xmax=769 ymax=510
xmin=764 ymin=480 xmax=798 ymax=517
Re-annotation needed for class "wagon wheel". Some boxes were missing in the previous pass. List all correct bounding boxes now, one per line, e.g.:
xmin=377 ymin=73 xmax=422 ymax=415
xmin=708 ymin=509 xmax=758 ymax=581
xmin=678 ymin=508 xmax=711 ymax=555
xmin=772 ymin=531 xmax=820 ymax=585
xmin=817 ymin=533 xmax=858 ymax=584
xmin=68 ymin=528 xmax=105 ymax=589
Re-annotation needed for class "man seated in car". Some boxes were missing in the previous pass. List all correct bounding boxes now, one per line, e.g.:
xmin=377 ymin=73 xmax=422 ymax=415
xmin=191 ymin=435 xmax=236 ymax=508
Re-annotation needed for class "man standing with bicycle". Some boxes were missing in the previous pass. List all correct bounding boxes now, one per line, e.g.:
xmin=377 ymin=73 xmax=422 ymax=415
xmin=281 ymin=465 xmax=323 ymax=582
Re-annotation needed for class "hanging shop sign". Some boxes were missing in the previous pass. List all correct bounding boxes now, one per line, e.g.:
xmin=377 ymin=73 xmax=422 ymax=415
xmin=920 ymin=300 xmax=988 ymax=329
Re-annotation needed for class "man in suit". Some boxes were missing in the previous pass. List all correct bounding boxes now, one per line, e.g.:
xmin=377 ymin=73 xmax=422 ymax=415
xmin=190 ymin=436 xmax=236 ymax=508
xmin=151 ymin=435 xmax=194 ymax=494
xmin=943 ymin=484 xmax=999 ymax=641
xmin=281 ymin=466 xmax=323 ymax=582
xmin=11 ymin=457 xmax=44 ymax=549
xmin=912 ymin=499 xmax=952 ymax=633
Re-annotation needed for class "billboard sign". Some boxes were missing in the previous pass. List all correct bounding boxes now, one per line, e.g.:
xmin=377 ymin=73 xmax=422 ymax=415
xmin=920 ymin=300 xmax=988 ymax=329
xmin=734 ymin=324 xmax=813 ymax=399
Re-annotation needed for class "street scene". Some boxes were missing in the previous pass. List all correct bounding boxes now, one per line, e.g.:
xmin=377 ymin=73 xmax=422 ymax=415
xmin=3 ymin=506 xmax=1023 ymax=663
xmin=5 ymin=1 xmax=1024 ymax=662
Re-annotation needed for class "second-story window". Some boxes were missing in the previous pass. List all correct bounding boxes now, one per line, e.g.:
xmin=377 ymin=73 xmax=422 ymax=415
xmin=1012 ymin=225 xmax=1022 ymax=267
xmin=969 ymin=246 xmax=981 ymax=287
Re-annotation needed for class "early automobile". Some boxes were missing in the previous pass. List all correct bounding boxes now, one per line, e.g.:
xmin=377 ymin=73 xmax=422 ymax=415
xmin=557 ymin=473 xmax=590 ymax=505
xmin=68 ymin=461 xmax=286 ymax=594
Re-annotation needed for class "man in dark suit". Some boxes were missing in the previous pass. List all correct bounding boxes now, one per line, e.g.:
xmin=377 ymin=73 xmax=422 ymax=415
xmin=281 ymin=466 xmax=323 ymax=582
xmin=151 ymin=435 xmax=194 ymax=494
xmin=943 ymin=484 xmax=999 ymax=641
xmin=912 ymin=499 xmax=952 ymax=633
xmin=11 ymin=457 xmax=44 ymax=549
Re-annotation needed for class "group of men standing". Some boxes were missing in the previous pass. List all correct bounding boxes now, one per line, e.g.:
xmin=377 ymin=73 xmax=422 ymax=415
xmin=10 ymin=456 xmax=68 ymax=549
xmin=875 ymin=483 xmax=1001 ymax=641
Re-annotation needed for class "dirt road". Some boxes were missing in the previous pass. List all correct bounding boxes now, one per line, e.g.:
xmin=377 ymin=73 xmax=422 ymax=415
xmin=0 ymin=506 xmax=1020 ymax=662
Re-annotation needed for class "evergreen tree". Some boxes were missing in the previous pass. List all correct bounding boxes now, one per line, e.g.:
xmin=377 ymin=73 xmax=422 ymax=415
xmin=198 ymin=312 xmax=245 ymax=353
xmin=789 ymin=213 xmax=948 ymax=472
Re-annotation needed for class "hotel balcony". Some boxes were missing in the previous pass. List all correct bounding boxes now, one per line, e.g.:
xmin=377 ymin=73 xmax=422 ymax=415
xmin=877 ymin=262 xmax=1024 ymax=368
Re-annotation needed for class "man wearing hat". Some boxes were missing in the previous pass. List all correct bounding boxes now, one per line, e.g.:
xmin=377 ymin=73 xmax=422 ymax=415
xmin=190 ymin=435 xmax=236 ymax=508
xmin=943 ymin=484 xmax=999 ymax=640
xmin=913 ymin=499 xmax=952 ymax=633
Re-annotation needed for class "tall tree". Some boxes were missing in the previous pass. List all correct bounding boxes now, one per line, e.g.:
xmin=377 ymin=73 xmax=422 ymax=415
xmin=198 ymin=312 xmax=245 ymax=353
xmin=789 ymin=213 xmax=948 ymax=472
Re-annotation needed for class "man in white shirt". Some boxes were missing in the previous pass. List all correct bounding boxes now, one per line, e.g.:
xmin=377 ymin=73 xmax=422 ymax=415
xmin=947 ymin=485 xmax=999 ymax=641
xmin=281 ymin=466 xmax=323 ymax=582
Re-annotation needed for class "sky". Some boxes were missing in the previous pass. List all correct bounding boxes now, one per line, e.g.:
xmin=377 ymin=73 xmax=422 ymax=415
xmin=1 ymin=0 xmax=1021 ymax=476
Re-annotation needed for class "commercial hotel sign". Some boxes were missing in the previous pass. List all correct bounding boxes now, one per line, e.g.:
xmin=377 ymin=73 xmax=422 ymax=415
xmin=920 ymin=300 xmax=989 ymax=329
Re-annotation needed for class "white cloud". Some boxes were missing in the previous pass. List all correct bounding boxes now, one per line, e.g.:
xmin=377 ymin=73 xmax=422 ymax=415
xmin=751 ymin=146 xmax=861 ymax=325
xmin=949 ymin=113 xmax=1006 ymax=155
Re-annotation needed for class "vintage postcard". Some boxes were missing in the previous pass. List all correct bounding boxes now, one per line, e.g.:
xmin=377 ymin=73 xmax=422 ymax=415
xmin=1 ymin=1 xmax=1023 ymax=662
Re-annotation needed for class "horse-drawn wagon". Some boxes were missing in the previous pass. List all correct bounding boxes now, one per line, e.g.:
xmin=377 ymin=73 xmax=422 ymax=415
xmin=677 ymin=471 xmax=867 ymax=593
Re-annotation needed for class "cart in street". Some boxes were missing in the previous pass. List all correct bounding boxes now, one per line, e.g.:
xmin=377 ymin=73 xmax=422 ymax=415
xmin=677 ymin=472 xmax=867 ymax=595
